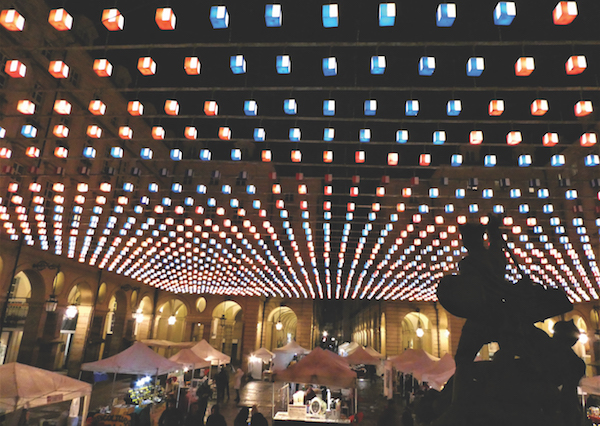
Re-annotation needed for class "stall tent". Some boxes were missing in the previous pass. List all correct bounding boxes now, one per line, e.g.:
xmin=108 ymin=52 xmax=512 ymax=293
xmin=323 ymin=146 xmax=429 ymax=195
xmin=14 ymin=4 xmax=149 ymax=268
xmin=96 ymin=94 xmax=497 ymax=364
xmin=272 ymin=340 xmax=310 ymax=371
xmin=248 ymin=348 xmax=274 ymax=380
xmin=169 ymin=349 xmax=211 ymax=370
xmin=343 ymin=347 xmax=380 ymax=366
xmin=388 ymin=348 xmax=440 ymax=375
xmin=419 ymin=353 xmax=456 ymax=391
xmin=189 ymin=340 xmax=230 ymax=365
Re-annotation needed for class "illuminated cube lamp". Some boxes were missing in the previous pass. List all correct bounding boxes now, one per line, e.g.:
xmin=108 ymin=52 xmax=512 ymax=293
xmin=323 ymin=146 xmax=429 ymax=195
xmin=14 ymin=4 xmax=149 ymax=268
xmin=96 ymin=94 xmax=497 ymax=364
xmin=451 ymin=154 xmax=463 ymax=166
xmin=469 ymin=130 xmax=483 ymax=145
xmin=323 ymin=151 xmax=334 ymax=163
xmin=531 ymin=99 xmax=548 ymax=116
xmin=419 ymin=153 xmax=431 ymax=166
xmin=494 ymin=2 xmax=516 ymax=25
xmin=396 ymin=130 xmax=409 ymax=143
xmin=0 ymin=147 xmax=12 ymax=158
xmin=210 ymin=6 xmax=229 ymax=29
xmin=254 ymin=128 xmax=266 ymax=141
xmin=566 ymin=55 xmax=586 ymax=75
xmin=165 ymin=100 xmax=179 ymax=116
xmin=102 ymin=9 xmax=124 ymax=31
xmin=5 ymin=60 xmax=26 ymax=78
xmin=152 ymin=126 xmax=165 ymax=140
xmin=371 ymin=56 xmax=386 ymax=74
xmin=54 ymin=146 xmax=68 ymax=158
xmin=484 ymin=155 xmax=496 ymax=167
xmin=433 ymin=131 xmax=446 ymax=145
xmin=364 ymin=100 xmax=377 ymax=116
xmin=489 ymin=99 xmax=504 ymax=116
xmin=244 ymin=100 xmax=258 ymax=116
xmin=21 ymin=125 xmax=37 ymax=138
xmin=119 ymin=126 xmax=133 ymax=139
xmin=203 ymin=100 xmax=218 ymax=116
xmin=553 ymin=2 xmax=577 ymax=25
xmin=25 ymin=146 xmax=40 ymax=158
xmin=581 ymin=133 xmax=597 ymax=147
xmin=17 ymin=100 xmax=35 ymax=115
xmin=89 ymin=100 xmax=106 ymax=115
xmin=291 ymin=150 xmax=302 ymax=162
xmin=379 ymin=3 xmax=395 ymax=26
xmin=447 ymin=100 xmax=461 ymax=116
xmin=184 ymin=127 xmax=197 ymax=140
xmin=543 ymin=132 xmax=559 ymax=146
xmin=265 ymin=4 xmax=282 ymax=27
xmin=276 ymin=55 xmax=291 ymax=74
xmin=0 ymin=9 xmax=25 ymax=31
xmin=507 ymin=131 xmax=522 ymax=145
xmin=140 ymin=148 xmax=153 ymax=160
xmin=350 ymin=187 xmax=359 ymax=197
xmin=482 ymin=189 xmax=494 ymax=199
xmin=518 ymin=154 xmax=532 ymax=167
xmin=200 ymin=149 xmax=212 ymax=161
xmin=355 ymin=151 xmax=366 ymax=163
xmin=324 ymin=128 xmax=335 ymax=141
xmin=359 ymin=129 xmax=371 ymax=142
xmin=551 ymin=154 xmax=566 ymax=167
xmin=127 ymin=101 xmax=143 ymax=116
xmin=218 ymin=127 xmax=231 ymax=140
xmin=437 ymin=3 xmax=456 ymax=27
xmin=575 ymin=100 xmax=593 ymax=117
xmin=284 ymin=99 xmax=297 ymax=114
xmin=465 ymin=57 xmax=485 ymax=77
xmin=388 ymin=153 xmax=399 ymax=165
xmin=585 ymin=154 xmax=600 ymax=166
xmin=138 ymin=57 xmax=156 ymax=75
xmin=49 ymin=8 xmax=73 ymax=31
xmin=322 ymin=4 xmax=339 ymax=28
xmin=230 ymin=55 xmax=246 ymax=74
xmin=155 ymin=8 xmax=175 ymax=30
xmin=510 ymin=189 xmax=521 ymax=198
xmin=515 ymin=57 xmax=534 ymax=76
xmin=323 ymin=100 xmax=335 ymax=116
xmin=93 ymin=59 xmax=113 ymax=77
xmin=261 ymin=150 xmax=272 ymax=162
xmin=110 ymin=147 xmax=124 ymax=158
xmin=184 ymin=57 xmax=201 ymax=75
xmin=53 ymin=124 xmax=69 ymax=138
xmin=418 ymin=56 xmax=436 ymax=76
xmin=0 ymin=127 xmax=6 ymax=139
xmin=231 ymin=149 xmax=242 ymax=161
xmin=289 ymin=128 xmax=301 ymax=141
xmin=48 ymin=61 xmax=69 ymax=78
xmin=406 ymin=100 xmax=419 ymax=116
xmin=565 ymin=189 xmax=577 ymax=200
xmin=86 ymin=125 xmax=102 ymax=138
xmin=323 ymin=57 xmax=337 ymax=76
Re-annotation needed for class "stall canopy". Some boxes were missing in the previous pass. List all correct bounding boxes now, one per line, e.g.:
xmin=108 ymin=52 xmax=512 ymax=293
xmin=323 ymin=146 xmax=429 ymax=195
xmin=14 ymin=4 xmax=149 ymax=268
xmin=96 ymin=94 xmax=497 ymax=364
xmin=169 ymin=348 xmax=212 ymax=370
xmin=189 ymin=340 xmax=231 ymax=365
xmin=251 ymin=348 xmax=274 ymax=363
xmin=343 ymin=346 xmax=381 ymax=366
xmin=274 ymin=347 xmax=357 ymax=388
xmin=388 ymin=349 xmax=440 ymax=375
xmin=142 ymin=339 xmax=195 ymax=349
xmin=364 ymin=346 xmax=385 ymax=359
xmin=338 ymin=342 xmax=361 ymax=356
xmin=80 ymin=341 xmax=182 ymax=375
xmin=272 ymin=340 xmax=311 ymax=371
xmin=418 ymin=353 xmax=456 ymax=391
xmin=0 ymin=362 xmax=91 ymax=418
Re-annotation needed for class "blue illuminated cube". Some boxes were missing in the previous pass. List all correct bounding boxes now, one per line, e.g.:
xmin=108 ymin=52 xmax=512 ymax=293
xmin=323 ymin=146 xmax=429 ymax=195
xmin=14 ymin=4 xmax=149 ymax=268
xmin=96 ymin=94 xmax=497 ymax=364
xmin=21 ymin=124 xmax=37 ymax=138
xmin=162 ymin=198 xmax=171 ymax=207
xmin=467 ymin=57 xmax=485 ymax=76
xmin=83 ymin=147 xmax=96 ymax=159
xmin=0 ymin=127 xmax=5 ymax=138
xmin=207 ymin=198 xmax=216 ymax=207
xmin=493 ymin=205 xmax=504 ymax=214
xmin=518 ymin=154 xmax=532 ymax=167
xmin=396 ymin=130 xmax=408 ymax=143
xmin=254 ymin=128 xmax=266 ymax=141
xmin=199 ymin=149 xmax=212 ymax=161
xmin=284 ymin=99 xmax=297 ymax=114
xmin=433 ymin=131 xmax=446 ymax=144
xmin=419 ymin=205 xmax=429 ymax=214
xmin=230 ymin=199 xmax=239 ymax=208
xmin=541 ymin=204 xmax=552 ymax=214
xmin=494 ymin=2 xmax=516 ymax=26
xmin=148 ymin=183 xmax=159 ymax=192
xmin=323 ymin=57 xmax=337 ymax=76
xmin=265 ymin=4 xmax=282 ymax=27
xmin=469 ymin=204 xmax=479 ymax=213
xmin=455 ymin=189 xmax=465 ymax=198
xmin=585 ymin=154 xmax=600 ymax=166
xmin=230 ymin=55 xmax=246 ymax=74
xmin=482 ymin=189 xmax=494 ymax=199
xmin=346 ymin=213 xmax=353 ymax=221
xmin=447 ymin=100 xmax=462 ymax=116
xmin=538 ymin=188 xmax=549 ymax=198
xmin=566 ymin=189 xmax=578 ymax=200
xmin=210 ymin=6 xmax=229 ymax=29
xmin=244 ymin=100 xmax=258 ymax=116
xmin=323 ymin=100 xmax=335 ymax=115
xmin=519 ymin=204 xmax=530 ymax=213
xmin=436 ymin=3 xmax=456 ymax=27
xmin=324 ymin=128 xmax=335 ymax=141
xmin=231 ymin=148 xmax=242 ymax=161
xmin=140 ymin=148 xmax=153 ymax=159
xmin=289 ymin=128 xmax=301 ymax=141
xmin=111 ymin=147 xmax=124 ymax=158
xmin=451 ymin=154 xmax=463 ymax=166
xmin=445 ymin=204 xmax=454 ymax=213
xmin=484 ymin=154 xmax=496 ymax=167
xmin=185 ymin=197 xmax=194 ymax=206
xmin=364 ymin=100 xmax=377 ymax=116
xmin=371 ymin=56 xmax=386 ymax=74
xmin=359 ymin=129 xmax=371 ymax=142
xmin=418 ymin=57 xmax=436 ymax=76
xmin=276 ymin=55 xmax=291 ymax=74
xmin=551 ymin=154 xmax=565 ymax=167
xmin=170 ymin=149 xmax=182 ymax=161
xmin=322 ymin=4 xmax=339 ymax=28
xmin=246 ymin=185 xmax=256 ymax=194
xmin=429 ymin=188 xmax=439 ymax=198
xmin=379 ymin=3 xmax=396 ymax=26
xmin=252 ymin=200 xmax=261 ymax=209
xmin=123 ymin=182 xmax=134 ymax=192
xmin=172 ymin=183 xmax=183 ymax=193
xmin=510 ymin=189 xmax=521 ymax=198
xmin=405 ymin=100 xmax=419 ymax=116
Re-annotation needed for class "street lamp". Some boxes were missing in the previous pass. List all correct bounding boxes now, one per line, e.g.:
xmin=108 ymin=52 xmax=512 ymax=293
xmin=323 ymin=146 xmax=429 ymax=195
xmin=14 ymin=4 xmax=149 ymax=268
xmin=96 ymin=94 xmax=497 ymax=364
xmin=275 ymin=304 xmax=283 ymax=331
xmin=33 ymin=261 xmax=61 ymax=312
xmin=416 ymin=308 xmax=424 ymax=338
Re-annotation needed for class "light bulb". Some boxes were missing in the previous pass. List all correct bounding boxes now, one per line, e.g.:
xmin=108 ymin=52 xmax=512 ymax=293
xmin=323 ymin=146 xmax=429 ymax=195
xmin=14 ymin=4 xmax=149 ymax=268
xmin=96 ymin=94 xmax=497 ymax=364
xmin=65 ymin=305 xmax=78 ymax=319
xmin=275 ymin=321 xmax=283 ymax=331
xmin=168 ymin=315 xmax=176 ymax=325
xmin=416 ymin=327 xmax=424 ymax=338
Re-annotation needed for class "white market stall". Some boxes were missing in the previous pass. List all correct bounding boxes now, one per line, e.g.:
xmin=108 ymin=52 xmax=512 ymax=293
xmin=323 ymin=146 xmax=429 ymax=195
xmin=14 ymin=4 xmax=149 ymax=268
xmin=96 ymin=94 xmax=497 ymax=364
xmin=169 ymin=348 xmax=211 ymax=371
xmin=343 ymin=347 xmax=380 ymax=366
xmin=364 ymin=346 xmax=384 ymax=359
xmin=189 ymin=340 xmax=230 ymax=366
xmin=337 ymin=342 xmax=360 ymax=357
xmin=418 ymin=353 xmax=456 ymax=391
xmin=272 ymin=340 xmax=310 ymax=371
xmin=0 ymin=363 xmax=91 ymax=426
xmin=248 ymin=348 xmax=274 ymax=380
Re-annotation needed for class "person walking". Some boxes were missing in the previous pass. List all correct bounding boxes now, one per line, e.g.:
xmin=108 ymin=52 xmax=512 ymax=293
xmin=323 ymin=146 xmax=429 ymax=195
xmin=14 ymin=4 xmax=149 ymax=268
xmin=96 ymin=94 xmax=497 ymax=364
xmin=196 ymin=379 xmax=211 ymax=425
xmin=216 ymin=369 xmax=225 ymax=402
xmin=234 ymin=368 xmax=245 ymax=403
xmin=206 ymin=405 xmax=227 ymax=426
xmin=233 ymin=407 xmax=250 ymax=426
xmin=222 ymin=367 xmax=230 ymax=401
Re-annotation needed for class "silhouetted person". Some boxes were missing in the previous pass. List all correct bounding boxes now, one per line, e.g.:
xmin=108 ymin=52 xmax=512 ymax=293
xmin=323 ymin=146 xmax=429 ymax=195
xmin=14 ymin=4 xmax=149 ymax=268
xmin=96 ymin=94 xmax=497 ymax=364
xmin=377 ymin=400 xmax=399 ymax=426
xmin=205 ymin=405 xmax=226 ymax=426
xmin=196 ymin=380 xmax=211 ymax=425
xmin=250 ymin=405 xmax=268 ymax=426
xmin=233 ymin=407 xmax=250 ymax=426
xmin=234 ymin=368 xmax=245 ymax=403
xmin=159 ymin=400 xmax=184 ymax=426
